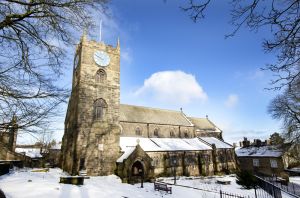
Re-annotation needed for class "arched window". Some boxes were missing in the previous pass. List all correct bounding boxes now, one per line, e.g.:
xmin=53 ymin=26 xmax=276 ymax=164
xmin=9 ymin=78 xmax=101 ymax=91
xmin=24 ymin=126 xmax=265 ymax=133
xmin=95 ymin=69 xmax=106 ymax=83
xmin=93 ymin=98 xmax=107 ymax=120
xmin=153 ymin=128 xmax=159 ymax=137
xmin=170 ymin=129 xmax=175 ymax=138
xmin=184 ymin=129 xmax=189 ymax=138
xmin=135 ymin=126 xmax=142 ymax=136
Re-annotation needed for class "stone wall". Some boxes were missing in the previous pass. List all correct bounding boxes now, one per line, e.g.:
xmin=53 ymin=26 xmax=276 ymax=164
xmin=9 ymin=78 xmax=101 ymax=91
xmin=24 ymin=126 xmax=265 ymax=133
xmin=120 ymin=122 xmax=195 ymax=138
xmin=237 ymin=157 xmax=285 ymax=176
xmin=147 ymin=150 xmax=214 ymax=177
xmin=214 ymin=148 xmax=236 ymax=173
xmin=61 ymin=36 xmax=121 ymax=176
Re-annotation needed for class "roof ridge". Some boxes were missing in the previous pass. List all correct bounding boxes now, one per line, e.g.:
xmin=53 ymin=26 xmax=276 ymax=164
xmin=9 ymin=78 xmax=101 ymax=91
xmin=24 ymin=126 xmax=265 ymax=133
xmin=120 ymin=103 xmax=182 ymax=113
xmin=181 ymin=112 xmax=194 ymax=126
xmin=188 ymin=116 xmax=207 ymax=120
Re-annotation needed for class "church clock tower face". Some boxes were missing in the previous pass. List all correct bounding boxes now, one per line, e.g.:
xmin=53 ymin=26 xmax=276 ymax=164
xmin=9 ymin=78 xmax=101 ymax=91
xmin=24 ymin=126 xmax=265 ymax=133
xmin=94 ymin=50 xmax=110 ymax=66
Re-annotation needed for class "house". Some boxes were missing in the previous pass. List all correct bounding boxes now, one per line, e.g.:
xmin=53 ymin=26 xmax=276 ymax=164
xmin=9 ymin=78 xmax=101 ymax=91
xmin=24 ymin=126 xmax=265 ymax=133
xmin=235 ymin=139 xmax=285 ymax=176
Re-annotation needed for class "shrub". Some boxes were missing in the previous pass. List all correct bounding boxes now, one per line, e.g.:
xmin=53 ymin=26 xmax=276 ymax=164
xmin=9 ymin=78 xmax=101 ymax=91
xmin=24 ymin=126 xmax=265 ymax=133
xmin=236 ymin=170 xmax=258 ymax=189
xmin=0 ymin=188 xmax=6 ymax=198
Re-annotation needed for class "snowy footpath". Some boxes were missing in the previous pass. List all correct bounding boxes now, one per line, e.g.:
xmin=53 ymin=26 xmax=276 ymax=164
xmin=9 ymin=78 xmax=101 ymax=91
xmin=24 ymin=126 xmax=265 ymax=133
xmin=0 ymin=168 xmax=296 ymax=198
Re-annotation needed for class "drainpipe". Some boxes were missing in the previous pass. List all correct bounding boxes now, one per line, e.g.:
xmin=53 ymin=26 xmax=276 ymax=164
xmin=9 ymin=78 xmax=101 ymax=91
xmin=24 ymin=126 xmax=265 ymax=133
xmin=147 ymin=124 xmax=149 ymax=138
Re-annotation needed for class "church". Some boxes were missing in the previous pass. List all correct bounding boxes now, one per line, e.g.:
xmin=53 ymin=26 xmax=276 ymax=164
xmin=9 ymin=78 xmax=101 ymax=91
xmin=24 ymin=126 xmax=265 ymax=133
xmin=61 ymin=34 xmax=236 ymax=182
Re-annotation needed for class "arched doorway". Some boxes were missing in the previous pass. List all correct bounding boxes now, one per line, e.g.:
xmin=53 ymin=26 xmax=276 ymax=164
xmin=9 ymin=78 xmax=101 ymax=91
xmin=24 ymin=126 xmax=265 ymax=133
xmin=130 ymin=160 xmax=144 ymax=184
xmin=131 ymin=161 xmax=144 ymax=177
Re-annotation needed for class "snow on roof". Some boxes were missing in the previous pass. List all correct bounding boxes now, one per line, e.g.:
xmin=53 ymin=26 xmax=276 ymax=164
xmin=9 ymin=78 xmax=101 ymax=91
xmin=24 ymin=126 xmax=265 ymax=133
xmin=235 ymin=146 xmax=282 ymax=157
xmin=15 ymin=148 xmax=43 ymax=158
xmin=116 ymin=147 xmax=136 ymax=163
xmin=120 ymin=137 xmax=162 ymax=152
xmin=119 ymin=137 xmax=212 ymax=152
xmin=199 ymin=137 xmax=233 ymax=149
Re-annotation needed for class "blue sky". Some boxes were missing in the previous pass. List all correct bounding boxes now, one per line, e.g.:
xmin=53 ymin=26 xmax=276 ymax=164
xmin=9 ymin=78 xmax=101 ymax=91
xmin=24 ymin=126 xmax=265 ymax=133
xmin=104 ymin=0 xmax=281 ymax=143
xmin=18 ymin=1 xmax=282 ymax=144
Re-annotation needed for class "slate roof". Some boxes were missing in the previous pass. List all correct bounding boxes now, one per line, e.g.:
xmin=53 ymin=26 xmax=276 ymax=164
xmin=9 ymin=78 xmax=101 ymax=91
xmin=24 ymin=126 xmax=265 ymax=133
xmin=119 ymin=137 xmax=212 ymax=152
xmin=189 ymin=117 xmax=221 ymax=132
xmin=120 ymin=104 xmax=193 ymax=126
xmin=199 ymin=137 xmax=233 ymax=149
xmin=116 ymin=147 xmax=135 ymax=163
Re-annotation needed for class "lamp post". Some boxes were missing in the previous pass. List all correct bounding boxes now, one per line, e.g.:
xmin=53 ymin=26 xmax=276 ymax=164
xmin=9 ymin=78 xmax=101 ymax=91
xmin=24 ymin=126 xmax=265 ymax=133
xmin=138 ymin=167 xmax=143 ymax=188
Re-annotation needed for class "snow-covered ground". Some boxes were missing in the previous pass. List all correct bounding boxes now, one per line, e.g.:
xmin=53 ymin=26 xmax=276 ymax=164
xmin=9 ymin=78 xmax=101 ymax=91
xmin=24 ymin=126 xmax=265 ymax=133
xmin=290 ymin=176 xmax=300 ymax=185
xmin=0 ymin=168 xmax=295 ymax=198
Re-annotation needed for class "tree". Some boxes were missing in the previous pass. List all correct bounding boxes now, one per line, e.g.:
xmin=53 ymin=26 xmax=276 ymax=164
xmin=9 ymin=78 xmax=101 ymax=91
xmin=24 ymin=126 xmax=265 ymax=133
xmin=182 ymin=0 xmax=300 ymax=90
xmin=236 ymin=170 xmax=258 ymax=190
xmin=0 ymin=1 xmax=107 ymax=134
xmin=269 ymin=132 xmax=284 ymax=146
xmin=181 ymin=0 xmax=300 ymax=148
xmin=268 ymin=76 xmax=300 ymax=144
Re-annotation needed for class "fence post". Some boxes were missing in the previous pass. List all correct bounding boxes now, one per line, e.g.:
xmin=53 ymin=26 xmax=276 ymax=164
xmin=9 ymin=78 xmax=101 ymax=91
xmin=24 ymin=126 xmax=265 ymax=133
xmin=220 ymin=190 xmax=222 ymax=198
xmin=254 ymin=187 xmax=257 ymax=198
xmin=292 ymin=182 xmax=295 ymax=194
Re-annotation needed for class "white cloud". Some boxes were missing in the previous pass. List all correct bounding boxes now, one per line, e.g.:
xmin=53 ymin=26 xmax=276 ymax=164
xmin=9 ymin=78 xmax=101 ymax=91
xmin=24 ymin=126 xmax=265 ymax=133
xmin=135 ymin=70 xmax=208 ymax=104
xmin=225 ymin=94 xmax=239 ymax=108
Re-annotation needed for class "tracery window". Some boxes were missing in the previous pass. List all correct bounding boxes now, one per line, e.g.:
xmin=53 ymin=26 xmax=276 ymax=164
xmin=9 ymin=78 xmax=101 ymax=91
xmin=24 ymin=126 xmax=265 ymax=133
xmin=153 ymin=128 xmax=159 ymax=137
xmin=184 ymin=130 xmax=189 ymax=138
xmin=95 ymin=69 xmax=106 ymax=83
xmin=170 ymin=129 xmax=175 ymax=138
xmin=93 ymin=98 xmax=107 ymax=120
xmin=135 ymin=126 xmax=142 ymax=136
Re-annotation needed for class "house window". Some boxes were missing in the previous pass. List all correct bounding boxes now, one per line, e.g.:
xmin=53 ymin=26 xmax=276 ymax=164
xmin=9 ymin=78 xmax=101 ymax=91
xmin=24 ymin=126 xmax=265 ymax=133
xmin=270 ymin=159 xmax=278 ymax=168
xmin=135 ymin=127 xmax=142 ymax=136
xmin=153 ymin=128 xmax=159 ymax=137
xmin=93 ymin=98 xmax=107 ymax=120
xmin=95 ymin=69 xmax=106 ymax=83
xmin=253 ymin=159 xmax=260 ymax=167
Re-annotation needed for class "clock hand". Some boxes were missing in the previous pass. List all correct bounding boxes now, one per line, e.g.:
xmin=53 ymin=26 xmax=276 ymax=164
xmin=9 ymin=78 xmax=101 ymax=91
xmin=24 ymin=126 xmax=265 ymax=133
xmin=95 ymin=54 xmax=103 ymax=60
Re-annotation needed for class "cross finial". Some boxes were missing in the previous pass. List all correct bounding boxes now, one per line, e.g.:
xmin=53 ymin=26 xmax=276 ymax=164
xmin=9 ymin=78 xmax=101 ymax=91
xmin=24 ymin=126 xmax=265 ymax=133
xmin=117 ymin=37 xmax=120 ymax=49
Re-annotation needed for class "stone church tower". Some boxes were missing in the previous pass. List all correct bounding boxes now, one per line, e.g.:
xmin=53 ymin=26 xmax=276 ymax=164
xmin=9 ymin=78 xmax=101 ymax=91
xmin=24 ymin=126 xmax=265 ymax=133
xmin=61 ymin=34 xmax=121 ymax=176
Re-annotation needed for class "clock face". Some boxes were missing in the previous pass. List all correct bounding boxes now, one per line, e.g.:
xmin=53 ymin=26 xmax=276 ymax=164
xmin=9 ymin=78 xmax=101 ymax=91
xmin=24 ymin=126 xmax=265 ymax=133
xmin=94 ymin=50 xmax=110 ymax=66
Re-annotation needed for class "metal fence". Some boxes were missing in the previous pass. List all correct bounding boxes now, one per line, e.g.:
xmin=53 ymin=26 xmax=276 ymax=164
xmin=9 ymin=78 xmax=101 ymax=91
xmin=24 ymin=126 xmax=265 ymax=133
xmin=219 ymin=190 xmax=248 ymax=198
xmin=255 ymin=176 xmax=282 ymax=198
xmin=220 ymin=187 xmax=281 ymax=198
xmin=258 ymin=175 xmax=300 ymax=197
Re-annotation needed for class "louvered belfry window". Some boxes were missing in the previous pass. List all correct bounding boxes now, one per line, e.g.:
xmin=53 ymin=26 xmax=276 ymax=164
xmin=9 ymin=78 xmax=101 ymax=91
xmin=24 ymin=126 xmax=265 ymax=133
xmin=95 ymin=69 xmax=106 ymax=83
